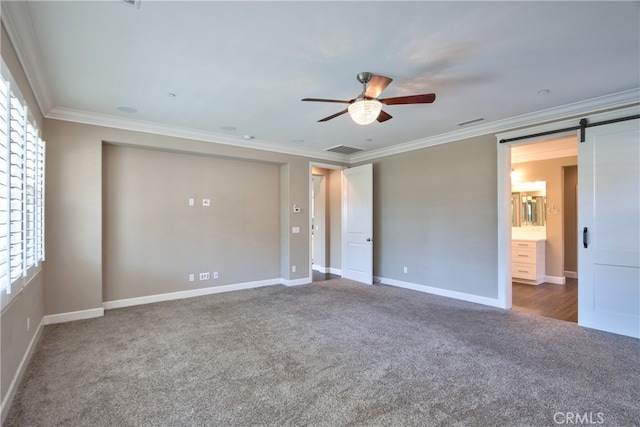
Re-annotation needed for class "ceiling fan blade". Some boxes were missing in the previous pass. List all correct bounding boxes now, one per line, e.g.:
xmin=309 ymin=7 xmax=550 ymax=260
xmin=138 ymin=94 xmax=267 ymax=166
xmin=377 ymin=110 xmax=393 ymax=123
xmin=379 ymin=93 xmax=436 ymax=105
xmin=302 ymin=98 xmax=351 ymax=104
xmin=318 ymin=108 xmax=349 ymax=122
xmin=365 ymin=75 xmax=393 ymax=99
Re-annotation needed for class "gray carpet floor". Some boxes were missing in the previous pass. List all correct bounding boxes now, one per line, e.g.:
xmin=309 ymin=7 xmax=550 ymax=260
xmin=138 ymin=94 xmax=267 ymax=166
xmin=5 ymin=279 xmax=640 ymax=426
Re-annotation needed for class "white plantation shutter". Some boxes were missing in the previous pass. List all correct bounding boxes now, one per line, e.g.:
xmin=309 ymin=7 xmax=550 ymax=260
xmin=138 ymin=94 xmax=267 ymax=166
xmin=0 ymin=79 xmax=9 ymax=294
xmin=36 ymin=137 xmax=45 ymax=264
xmin=25 ymin=122 xmax=37 ymax=268
xmin=9 ymin=95 xmax=25 ymax=285
xmin=0 ymin=69 xmax=46 ymax=306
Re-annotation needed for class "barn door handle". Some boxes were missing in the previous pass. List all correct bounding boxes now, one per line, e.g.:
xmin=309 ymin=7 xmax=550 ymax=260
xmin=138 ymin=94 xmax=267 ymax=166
xmin=583 ymin=227 xmax=588 ymax=248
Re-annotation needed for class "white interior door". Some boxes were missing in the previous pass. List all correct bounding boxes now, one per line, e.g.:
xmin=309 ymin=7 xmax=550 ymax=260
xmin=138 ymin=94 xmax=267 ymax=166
xmin=578 ymin=118 xmax=640 ymax=338
xmin=342 ymin=163 xmax=373 ymax=284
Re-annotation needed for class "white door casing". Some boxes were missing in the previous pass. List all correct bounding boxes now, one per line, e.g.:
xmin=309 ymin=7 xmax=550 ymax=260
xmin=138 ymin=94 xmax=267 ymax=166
xmin=578 ymin=118 xmax=640 ymax=338
xmin=342 ymin=163 xmax=373 ymax=284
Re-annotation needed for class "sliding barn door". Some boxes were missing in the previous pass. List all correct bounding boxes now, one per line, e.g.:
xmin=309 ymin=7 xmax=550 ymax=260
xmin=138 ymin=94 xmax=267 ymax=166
xmin=578 ymin=118 xmax=640 ymax=338
xmin=342 ymin=163 xmax=373 ymax=284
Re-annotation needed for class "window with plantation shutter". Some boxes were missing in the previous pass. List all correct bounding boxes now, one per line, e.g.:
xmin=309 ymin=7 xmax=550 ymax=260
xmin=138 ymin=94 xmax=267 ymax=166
xmin=0 ymin=79 xmax=9 ymax=295
xmin=0 ymin=67 xmax=46 ymax=309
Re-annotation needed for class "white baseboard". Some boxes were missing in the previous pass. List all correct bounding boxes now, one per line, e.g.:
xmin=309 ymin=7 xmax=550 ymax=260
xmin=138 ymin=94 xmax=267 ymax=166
xmin=312 ymin=265 xmax=328 ymax=273
xmin=544 ymin=275 xmax=566 ymax=285
xmin=312 ymin=266 xmax=342 ymax=276
xmin=376 ymin=276 xmax=502 ymax=308
xmin=282 ymin=277 xmax=311 ymax=287
xmin=38 ymin=277 xmax=311 ymax=325
xmin=1 ymin=318 xmax=44 ymax=424
xmin=564 ymin=271 xmax=578 ymax=279
xmin=103 ymin=279 xmax=282 ymax=310
xmin=43 ymin=307 xmax=104 ymax=325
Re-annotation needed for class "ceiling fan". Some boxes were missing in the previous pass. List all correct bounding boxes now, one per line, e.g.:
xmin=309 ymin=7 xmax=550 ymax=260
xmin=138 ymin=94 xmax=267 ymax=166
xmin=301 ymin=72 xmax=436 ymax=125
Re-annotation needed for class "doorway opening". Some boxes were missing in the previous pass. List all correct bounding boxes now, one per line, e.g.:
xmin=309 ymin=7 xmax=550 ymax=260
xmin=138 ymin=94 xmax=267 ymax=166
xmin=309 ymin=163 xmax=344 ymax=282
xmin=498 ymin=108 xmax=639 ymax=337
xmin=504 ymin=135 xmax=579 ymax=322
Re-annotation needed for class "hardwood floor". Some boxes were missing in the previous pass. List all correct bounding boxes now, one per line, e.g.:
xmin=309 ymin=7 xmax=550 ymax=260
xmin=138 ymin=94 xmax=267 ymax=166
xmin=312 ymin=270 xmax=341 ymax=282
xmin=512 ymin=278 xmax=578 ymax=322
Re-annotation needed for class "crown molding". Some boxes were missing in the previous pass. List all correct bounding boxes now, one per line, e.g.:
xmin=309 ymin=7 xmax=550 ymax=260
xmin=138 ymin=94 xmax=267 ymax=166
xmin=350 ymin=88 xmax=640 ymax=163
xmin=46 ymin=106 xmax=350 ymax=163
xmin=1 ymin=1 xmax=53 ymax=116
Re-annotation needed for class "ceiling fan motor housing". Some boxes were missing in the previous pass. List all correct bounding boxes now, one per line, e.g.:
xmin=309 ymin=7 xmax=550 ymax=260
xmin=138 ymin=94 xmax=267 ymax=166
xmin=357 ymin=72 xmax=373 ymax=85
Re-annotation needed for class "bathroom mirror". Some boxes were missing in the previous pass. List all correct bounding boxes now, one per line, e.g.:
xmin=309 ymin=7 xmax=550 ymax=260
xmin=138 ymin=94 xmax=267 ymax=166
xmin=511 ymin=181 xmax=546 ymax=227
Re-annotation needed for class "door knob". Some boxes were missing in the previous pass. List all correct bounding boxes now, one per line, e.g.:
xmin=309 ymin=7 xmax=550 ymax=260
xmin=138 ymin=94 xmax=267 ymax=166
xmin=366 ymin=238 xmax=373 ymax=242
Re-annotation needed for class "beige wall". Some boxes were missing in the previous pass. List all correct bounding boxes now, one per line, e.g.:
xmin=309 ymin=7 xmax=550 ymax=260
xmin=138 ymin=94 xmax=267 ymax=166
xmin=512 ymin=156 xmax=578 ymax=278
xmin=368 ymin=135 xmax=499 ymax=298
xmin=43 ymin=120 xmax=104 ymax=315
xmin=103 ymin=144 xmax=281 ymax=301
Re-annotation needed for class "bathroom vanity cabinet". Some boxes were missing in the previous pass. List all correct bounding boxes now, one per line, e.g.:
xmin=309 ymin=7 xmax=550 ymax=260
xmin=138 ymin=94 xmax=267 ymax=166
xmin=512 ymin=239 xmax=545 ymax=285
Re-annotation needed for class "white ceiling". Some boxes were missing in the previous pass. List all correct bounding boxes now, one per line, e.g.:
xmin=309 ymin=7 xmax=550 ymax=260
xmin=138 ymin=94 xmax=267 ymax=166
xmin=3 ymin=1 xmax=639 ymax=161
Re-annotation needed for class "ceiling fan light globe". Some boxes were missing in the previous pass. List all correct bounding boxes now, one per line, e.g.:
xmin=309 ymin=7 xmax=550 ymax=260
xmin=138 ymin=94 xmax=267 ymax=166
xmin=348 ymin=99 xmax=382 ymax=125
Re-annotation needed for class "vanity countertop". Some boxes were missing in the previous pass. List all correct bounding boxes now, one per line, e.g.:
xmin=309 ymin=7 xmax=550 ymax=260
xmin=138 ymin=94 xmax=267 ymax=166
xmin=512 ymin=227 xmax=546 ymax=242
xmin=513 ymin=237 xmax=546 ymax=242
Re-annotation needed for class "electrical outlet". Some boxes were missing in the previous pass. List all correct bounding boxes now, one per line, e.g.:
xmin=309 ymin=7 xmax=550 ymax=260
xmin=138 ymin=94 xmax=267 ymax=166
xmin=292 ymin=265 xmax=296 ymax=273
xmin=213 ymin=272 xmax=218 ymax=279
xmin=189 ymin=274 xmax=195 ymax=282
xmin=403 ymin=266 xmax=408 ymax=274
xmin=199 ymin=272 xmax=210 ymax=280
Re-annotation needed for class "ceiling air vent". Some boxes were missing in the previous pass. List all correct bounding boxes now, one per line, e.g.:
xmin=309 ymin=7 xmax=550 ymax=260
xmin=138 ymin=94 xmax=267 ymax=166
xmin=325 ymin=145 xmax=364 ymax=155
